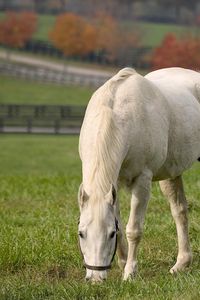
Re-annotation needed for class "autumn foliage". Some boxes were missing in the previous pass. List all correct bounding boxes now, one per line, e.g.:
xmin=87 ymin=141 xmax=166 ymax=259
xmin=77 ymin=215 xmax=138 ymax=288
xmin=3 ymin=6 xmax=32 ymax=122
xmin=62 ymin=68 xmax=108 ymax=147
xmin=49 ymin=12 xmax=140 ymax=62
xmin=151 ymin=33 xmax=200 ymax=70
xmin=0 ymin=12 xmax=37 ymax=48
xmin=94 ymin=12 xmax=140 ymax=63
xmin=49 ymin=13 xmax=97 ymax=56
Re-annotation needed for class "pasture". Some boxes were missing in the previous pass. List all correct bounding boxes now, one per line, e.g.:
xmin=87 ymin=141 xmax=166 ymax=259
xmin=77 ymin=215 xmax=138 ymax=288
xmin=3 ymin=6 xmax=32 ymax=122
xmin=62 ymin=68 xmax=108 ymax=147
xmin=0 ymin=76 xmax=93 ymax=106
xmin=0 ymin=12 xmax=199 ymax=47
xmin=33 ymin=14 xmax=200 ymax=47
xmin=0 ymin=134 xmax=200 ymax=299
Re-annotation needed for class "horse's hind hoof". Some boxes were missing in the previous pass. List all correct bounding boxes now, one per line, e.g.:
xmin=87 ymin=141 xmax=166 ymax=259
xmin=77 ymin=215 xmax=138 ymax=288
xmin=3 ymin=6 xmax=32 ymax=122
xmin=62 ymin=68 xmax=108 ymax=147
xmin=169 ymin=253 xmax=192 ymax=274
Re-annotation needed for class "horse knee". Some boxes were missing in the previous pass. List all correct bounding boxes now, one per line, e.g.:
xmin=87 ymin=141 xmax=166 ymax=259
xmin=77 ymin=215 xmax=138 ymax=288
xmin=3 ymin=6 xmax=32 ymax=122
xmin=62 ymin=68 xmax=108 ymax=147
xmin=126 ymin=228 xmax=142 ymax=243
xmin=171 ymin=203 xmax=188 ymax=221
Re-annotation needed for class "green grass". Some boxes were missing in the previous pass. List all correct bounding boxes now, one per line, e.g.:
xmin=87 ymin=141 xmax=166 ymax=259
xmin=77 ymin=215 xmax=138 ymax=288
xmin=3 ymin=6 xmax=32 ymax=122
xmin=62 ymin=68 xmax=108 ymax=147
xmin=0 ymin=134 xmax=200 ymax=299
xmin=137 ymin=21 xmax=200 ymax=47
xmin=0 ymin=76 xmax=93 ymax=105
xmin=34 ymin=14 xmax=56 ymax=41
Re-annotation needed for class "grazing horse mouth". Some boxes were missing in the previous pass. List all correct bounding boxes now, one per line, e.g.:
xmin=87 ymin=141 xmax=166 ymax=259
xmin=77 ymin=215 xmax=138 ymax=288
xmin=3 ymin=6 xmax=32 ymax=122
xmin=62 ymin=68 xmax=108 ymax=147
xmin=78 ymin=218 xmax=119 ymax=272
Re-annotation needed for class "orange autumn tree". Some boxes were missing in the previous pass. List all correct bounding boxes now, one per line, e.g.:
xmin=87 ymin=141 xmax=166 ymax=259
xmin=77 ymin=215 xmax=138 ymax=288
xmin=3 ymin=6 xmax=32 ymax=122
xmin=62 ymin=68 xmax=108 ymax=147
xmin=151 ymin=33 xmax=200 ymax=70
xmin=94 ymin=12 xmax=140 ymax=64
xmin=94 ymin=12 xmax=118 ymax=61
xmin=49 ymin=13 xmax=97 ymax=56
xmin=0 ymin=11 xmax=37 ymax=50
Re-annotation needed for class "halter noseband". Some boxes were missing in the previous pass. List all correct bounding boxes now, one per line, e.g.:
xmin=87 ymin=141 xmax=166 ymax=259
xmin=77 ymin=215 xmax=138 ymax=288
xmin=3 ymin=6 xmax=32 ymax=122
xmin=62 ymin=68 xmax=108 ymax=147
xmin=78 ymin=218 xmax=119 ymax=271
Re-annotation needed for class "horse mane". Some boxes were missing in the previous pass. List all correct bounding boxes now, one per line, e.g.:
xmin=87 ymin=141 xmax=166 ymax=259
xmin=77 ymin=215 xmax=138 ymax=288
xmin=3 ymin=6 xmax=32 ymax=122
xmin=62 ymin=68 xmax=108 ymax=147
xmin=87 ymin=68 xmax=136 ymax=200
xmin=88 ymin=106 xmax=122 ymax=199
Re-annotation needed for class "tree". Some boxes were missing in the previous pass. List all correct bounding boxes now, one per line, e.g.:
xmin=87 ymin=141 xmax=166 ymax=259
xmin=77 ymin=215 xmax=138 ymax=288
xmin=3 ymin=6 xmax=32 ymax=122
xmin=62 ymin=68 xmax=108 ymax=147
xmin=151 ymin=33 xmax=200 ymax=70
xmin=50 ymin=11 xmax=140 ymax=65
xmin=0 ymin=12 xmax=37 ymax=58
xmin=49 ymin=13 xmax=97 ymax=56
xmin=94 ymin=12 xmax=140 ymax=64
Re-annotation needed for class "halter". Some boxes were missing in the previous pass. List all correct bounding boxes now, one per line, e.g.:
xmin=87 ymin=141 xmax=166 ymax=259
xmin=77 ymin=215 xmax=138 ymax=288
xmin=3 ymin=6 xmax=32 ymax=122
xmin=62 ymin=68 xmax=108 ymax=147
xmin=78 ymin=218 xmax=119 ymax=271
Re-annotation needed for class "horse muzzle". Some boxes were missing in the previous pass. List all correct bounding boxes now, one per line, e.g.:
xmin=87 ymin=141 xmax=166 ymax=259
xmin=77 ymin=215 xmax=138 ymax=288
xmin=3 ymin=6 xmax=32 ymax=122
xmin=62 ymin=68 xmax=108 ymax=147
xmin=85 ymin=269 xmax=107 ymax=283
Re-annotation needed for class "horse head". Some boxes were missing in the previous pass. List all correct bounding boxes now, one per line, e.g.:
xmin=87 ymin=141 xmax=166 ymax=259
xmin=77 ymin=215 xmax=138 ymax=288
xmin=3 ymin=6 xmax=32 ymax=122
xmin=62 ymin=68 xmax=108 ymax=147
xmin=78 ymin=183 xmax=118 ymax=282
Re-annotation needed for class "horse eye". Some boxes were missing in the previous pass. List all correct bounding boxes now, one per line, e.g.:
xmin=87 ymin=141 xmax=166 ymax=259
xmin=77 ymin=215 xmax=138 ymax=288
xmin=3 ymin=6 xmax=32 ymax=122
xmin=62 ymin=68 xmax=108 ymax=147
xmin=110 ymin=231 xmax=116 ymax=239
xmin=78 ymin=231 xmax=84 ymax=238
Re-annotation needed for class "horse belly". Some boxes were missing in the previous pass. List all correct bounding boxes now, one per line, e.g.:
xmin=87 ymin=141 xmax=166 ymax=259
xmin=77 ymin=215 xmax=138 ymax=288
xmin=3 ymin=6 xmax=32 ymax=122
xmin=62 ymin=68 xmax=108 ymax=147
xmin=153 ymin=116 xmax=200 ymax=181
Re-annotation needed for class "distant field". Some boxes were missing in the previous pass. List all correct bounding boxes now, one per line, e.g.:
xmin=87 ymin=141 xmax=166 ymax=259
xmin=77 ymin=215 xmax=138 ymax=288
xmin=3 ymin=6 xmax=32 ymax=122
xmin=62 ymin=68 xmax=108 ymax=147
xmin=0 ymin=12 xmax=199 ymax=47
xmin=35 ymin=14 xmax=55 ymax=41
xmin=138 ymin=21 xmax=199 ymax=47
xmin=0 ymin=75 xmax=93 ymax=105
xmin=34 ymin=14 xmax=199 ymax=47
xmin=0 ymin=134 xmax=200 ymax=299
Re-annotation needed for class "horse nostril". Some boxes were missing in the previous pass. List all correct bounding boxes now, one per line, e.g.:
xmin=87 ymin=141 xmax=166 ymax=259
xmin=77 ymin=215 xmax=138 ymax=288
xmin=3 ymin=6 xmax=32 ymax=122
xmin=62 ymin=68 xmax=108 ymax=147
xmin=85 ymin=277 xmax=90 ymax=282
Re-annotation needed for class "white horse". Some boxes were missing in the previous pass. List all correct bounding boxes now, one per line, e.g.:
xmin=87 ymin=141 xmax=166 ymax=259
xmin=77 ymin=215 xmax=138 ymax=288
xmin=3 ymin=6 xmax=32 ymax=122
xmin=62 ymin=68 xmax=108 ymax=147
xmin=78 ymin=67 xmax=200 ymax=282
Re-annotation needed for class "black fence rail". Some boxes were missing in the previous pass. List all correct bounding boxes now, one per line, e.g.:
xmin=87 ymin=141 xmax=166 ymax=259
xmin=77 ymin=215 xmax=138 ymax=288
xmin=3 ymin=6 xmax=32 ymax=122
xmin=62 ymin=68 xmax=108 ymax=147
xmin=0 ymin=104 xmax=86 ymax=134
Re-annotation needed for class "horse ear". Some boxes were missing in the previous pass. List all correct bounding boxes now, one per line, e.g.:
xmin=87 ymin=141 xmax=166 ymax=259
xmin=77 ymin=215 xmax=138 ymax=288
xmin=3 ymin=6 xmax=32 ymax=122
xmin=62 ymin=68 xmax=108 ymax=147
xmin=78 ymin=183 xmax=89 ymax=208
xmin=105 ymin=184 xmax=117 ymax=206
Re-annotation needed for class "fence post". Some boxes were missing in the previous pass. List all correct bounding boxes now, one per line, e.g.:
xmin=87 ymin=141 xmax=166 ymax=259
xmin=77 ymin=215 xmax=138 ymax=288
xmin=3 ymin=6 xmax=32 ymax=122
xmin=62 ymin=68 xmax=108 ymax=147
xmin=0 ymin=118 xmax=4 ymax=133
xmin=54 ymin=119 xmax=60 ymax=134
xmin=27 ymin=118 xmax=32 ymax=133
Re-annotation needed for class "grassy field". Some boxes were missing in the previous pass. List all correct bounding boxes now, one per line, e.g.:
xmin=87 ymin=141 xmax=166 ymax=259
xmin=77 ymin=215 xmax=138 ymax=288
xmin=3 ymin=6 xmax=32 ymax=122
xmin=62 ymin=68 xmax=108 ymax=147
xmin=137 ymin=21 xmax=200 ymax=47
xmin=0 ymin=12 xmax=199 ymax=47
xmin=0 ymin=76 xmax=93 ymax=105
xmin=33 ymin=14 xmax=199 ymax=47
xmin=0 ymin=134 xmax=200 ymax=299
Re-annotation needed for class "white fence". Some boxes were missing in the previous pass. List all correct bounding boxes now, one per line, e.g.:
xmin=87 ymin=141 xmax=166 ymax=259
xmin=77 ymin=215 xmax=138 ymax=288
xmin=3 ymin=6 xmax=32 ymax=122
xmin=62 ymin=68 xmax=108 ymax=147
xmin=0 ymin=62 xmax=110 ymax=87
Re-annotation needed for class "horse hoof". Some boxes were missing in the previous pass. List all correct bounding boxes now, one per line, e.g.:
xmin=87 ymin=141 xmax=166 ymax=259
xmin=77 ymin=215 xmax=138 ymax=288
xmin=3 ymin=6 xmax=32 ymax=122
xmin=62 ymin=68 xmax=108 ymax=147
xmin=123 ymin=262 xmax=137 ymax=281
xmin=169 ymin=267 xmax=178 ymax=275
xmin=169 ymin=254 xmax=192 ymax=275
xmin=123 ymin=271 xmax=136 ymax=281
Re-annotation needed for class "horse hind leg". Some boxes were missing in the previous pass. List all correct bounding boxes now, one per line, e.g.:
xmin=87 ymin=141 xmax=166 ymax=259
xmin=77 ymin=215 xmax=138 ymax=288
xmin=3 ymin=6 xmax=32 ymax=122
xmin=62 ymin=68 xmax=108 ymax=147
xmin=159 ymin=176 xmax=192 ymax=274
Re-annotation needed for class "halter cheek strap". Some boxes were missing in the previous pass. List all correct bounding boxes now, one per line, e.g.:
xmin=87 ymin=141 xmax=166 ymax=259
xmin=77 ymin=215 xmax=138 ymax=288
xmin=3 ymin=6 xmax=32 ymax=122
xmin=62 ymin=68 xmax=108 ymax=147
xmin=78 ymin=219 xmax=119 ymax=271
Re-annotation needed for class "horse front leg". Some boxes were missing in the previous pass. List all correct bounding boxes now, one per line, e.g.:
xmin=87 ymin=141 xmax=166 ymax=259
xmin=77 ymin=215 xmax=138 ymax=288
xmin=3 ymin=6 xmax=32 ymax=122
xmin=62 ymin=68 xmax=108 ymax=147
xmin=115 ymin=199 xmax=127 ymax=270
xmin=159 ymin=176 xmax=192 ymax=274
xmin=123 ymin=169 xmax=152 ymax=281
